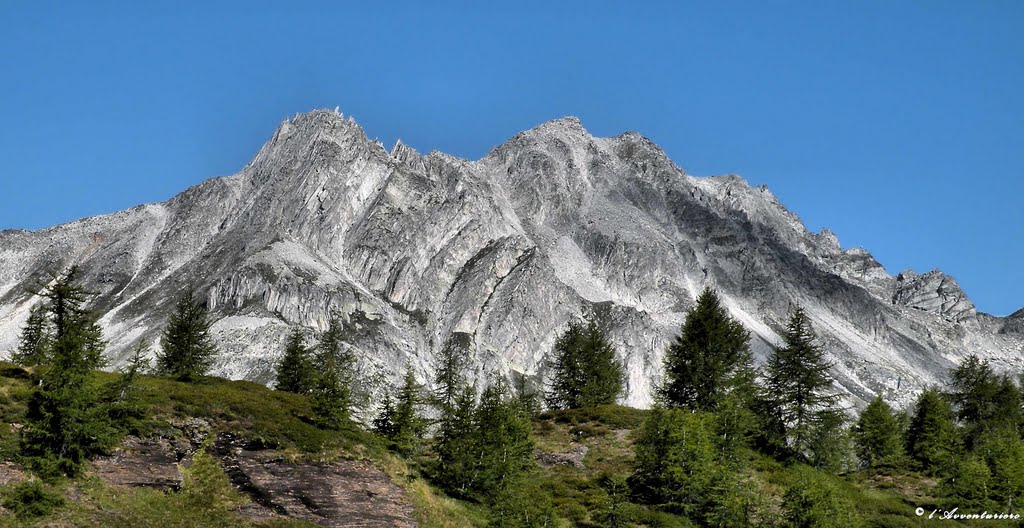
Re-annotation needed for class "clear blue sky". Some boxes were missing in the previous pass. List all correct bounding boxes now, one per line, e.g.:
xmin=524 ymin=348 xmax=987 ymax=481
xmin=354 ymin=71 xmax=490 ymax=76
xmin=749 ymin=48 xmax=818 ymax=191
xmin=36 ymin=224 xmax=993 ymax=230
xmin=1 ymin=1 xmax=1021 ymax=316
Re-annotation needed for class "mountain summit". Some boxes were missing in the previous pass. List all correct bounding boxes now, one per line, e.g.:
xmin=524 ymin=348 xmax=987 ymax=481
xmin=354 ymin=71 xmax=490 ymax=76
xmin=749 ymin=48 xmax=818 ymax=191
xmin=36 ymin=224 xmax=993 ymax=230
xmin=1 ymin=109 xmax=1020 ymax=408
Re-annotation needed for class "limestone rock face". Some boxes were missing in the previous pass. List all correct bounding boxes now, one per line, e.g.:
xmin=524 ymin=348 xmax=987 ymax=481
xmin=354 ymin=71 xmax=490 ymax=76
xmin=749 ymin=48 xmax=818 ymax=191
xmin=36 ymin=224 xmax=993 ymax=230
xmin=0 ymin=109 xmax=1020 ymax=411
xmin=893 ymin=270 xmax=977 ymax=322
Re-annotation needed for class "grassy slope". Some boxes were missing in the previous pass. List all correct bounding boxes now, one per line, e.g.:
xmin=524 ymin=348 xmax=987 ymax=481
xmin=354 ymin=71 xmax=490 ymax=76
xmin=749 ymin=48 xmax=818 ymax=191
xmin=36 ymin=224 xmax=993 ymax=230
xmin=0 ymin=364 xmax=994 ymax=527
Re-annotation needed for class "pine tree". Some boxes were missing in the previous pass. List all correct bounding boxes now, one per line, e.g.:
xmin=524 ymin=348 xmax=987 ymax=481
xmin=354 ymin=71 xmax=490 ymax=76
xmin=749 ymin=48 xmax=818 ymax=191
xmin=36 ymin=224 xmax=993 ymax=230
xmin=21 ymin=267 xmax=115 ymax=477
xmin=976 ymin=428 xmax=1024 ymax=512
xmin=807 ymin=408 xmax=854 ymax=474
xmin=943 ymin=454 xmax=993 ymax=512
xmin=388 ymin=367 xmax=428 ymax=455
xmin=659 ymin=288 xmax=752 ymax=412
xmin=434 ymin=332 xmax=471 ymax=413
xmin=310 ymin=353 xmax=350 ymax=430
xmin=853 ymin=396 xmax=904 ymax=469
xmin=11 ymin=304 xmax=50 ymax=367
xmin=472 ymin=381 xmax=535 ymax=502
xmin=906 ymin=388 xmax=959 ymax=475
xmin=156 ymin=290 xmax=217 ymax=381
xmin=434 ymin=384 xmax=479 ymax=498
xmin=628 ymin=406 xmax=754 ymax=526
xmin=545 ymin=319 xmax=624 ymax=409
xmin=106 ymin=341 xmax=151 ymax=428
xmin=275 ymin=328 xmax=314 ymax=394
xmin=782 ymin=465 xmax=863 ymax=528
xmin=309 ymin=316 xmax=356 ymax=429
xmin=949 ymin=355 xmax=999 ymax=448
xmin=372 ymin=393 xmax=397 ymax=438
xmin=764 ymin=307 xmax=841 ymax=459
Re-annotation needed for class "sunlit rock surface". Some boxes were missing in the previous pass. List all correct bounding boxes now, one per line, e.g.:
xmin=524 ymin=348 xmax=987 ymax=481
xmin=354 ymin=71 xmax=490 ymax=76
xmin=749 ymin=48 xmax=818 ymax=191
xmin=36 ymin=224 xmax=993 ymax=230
xmin=1 ymin=109 xmax=1020 ymax=410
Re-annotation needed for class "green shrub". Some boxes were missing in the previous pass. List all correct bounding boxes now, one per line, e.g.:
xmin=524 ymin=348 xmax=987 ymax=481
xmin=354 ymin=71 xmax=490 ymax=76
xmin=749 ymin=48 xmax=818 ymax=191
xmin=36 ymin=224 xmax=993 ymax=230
xmin=2 ymin=479 xmax=65 ymax=519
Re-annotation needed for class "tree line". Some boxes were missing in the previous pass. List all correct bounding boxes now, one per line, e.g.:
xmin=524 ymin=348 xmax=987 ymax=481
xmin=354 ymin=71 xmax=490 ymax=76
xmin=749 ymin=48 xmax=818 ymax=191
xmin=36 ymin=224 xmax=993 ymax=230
xmin=10 ymin=269 xmax=1024 ymax=527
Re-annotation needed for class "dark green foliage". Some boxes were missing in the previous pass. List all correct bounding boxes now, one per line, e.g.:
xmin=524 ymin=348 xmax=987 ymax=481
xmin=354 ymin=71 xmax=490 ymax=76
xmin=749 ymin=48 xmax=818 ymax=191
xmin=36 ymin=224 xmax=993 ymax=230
xmin=906 ymin=388 xmax=959 ymax=475
xmin=310 ymin=317 xmax=357 ymax=430
xmin=105 ymin=341 xmax=151 ymax=429
xmin=948 ymin=355 xmax=1022 ymax=448
xmin=372 ymin=393 xmax=397 ymax=438
xmin=942 ymin=454 xmax=993 ymax=512
xmin=472 ymin=381 xmax=535 ymax=502
xmin=375 ymin=367 xmax=427 ymax=455
xmin=434 ymin=332 xmax=471 ymax=413
xmin=309 ymin=357 xmax=350 ymax=430
xmin=489 ymin=479 xmax=560 ymax=528
xmin=628 ymin=406 xmax=755 ymax=526
xmin=181 ymin=445 xmax=245 ymax=511
xmin=782 ymin=465 xmax=863 ymax=528
xmin=546 ymin=320 xmax=624 ymax=409
xmin=1 ymin=479 xmax=65 ymax=519
xmin=274 ymin=328 xmax=314 ymax=394
xmin=11 ymin=304 xmax=50 ymax=367
xmin=156 ymin=290 xmax=217 ymax=381
xmin=433 ymin=384 xmax=480 ymax=497
xmin=764 ymin=307 xmax=842 ymax=460
xmin=432 ymin=379 xmax=534 ymax=504
xmin=974 ymin=428 xmax=1024 ymax=512
xmin=853 ymin=396 xmax=904 ymax=469
xmin=806 ymin=408 xmax=854 ymax=474
xmin=21 ymin=267 xmax=116 ymax=477
xmin=659 ymin=288 xmax=753 ymax=412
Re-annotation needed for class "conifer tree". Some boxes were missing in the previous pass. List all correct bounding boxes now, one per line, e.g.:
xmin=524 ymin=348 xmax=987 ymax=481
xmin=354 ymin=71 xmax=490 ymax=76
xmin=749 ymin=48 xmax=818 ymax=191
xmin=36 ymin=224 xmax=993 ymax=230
xmin=309 ymin=316 xmax=356 ymax=429
xmin=106 ymin=341 xmax=151 ymax=428
xmin=434 ymin=385 xmax=479 ymax=497
xmin=659 ymin=288 xmax=752 ymax=411
xmin=782 ymin=465 xmax=863 ymax=528
xmin=472 ymin=380 xmax=535 ymax=502
xmin=906 ymin=388 xmax=959 ymax=475
xmin=12 ymin=304 xmax=50 ymax=367
xmin=764 ymin=307 xmax=841 ymax=458
xmin=943 ymin=454 xmax=993 ymax=512
xmin=629 ymin=406 xmax=754 ymax=526
xmin=434 ymin=332 xmax=471 ymax=413
xmin=806 ymin=408 xmax=854 ymax=474
xmin=853 ymin=396 xmax=904 ymax=469
xmin=372 ymin=393 xmax=397 ymax=438
xmin=275 ymin=328 xmax=314 ymax=394
xmin=546 ymin=319 xmax=624 ymax=409
xmin=21 ymin=267 xmax=114 ymax=476
xmin=309 ymin=354 xmax=349 ymax=430
xmin=156 ymin=290 xmax=217 ymax=381
xmin=976 ymin=429 xmax=1024 ymax=512
xmin=380 ymin=367 xmax=427 ymax=455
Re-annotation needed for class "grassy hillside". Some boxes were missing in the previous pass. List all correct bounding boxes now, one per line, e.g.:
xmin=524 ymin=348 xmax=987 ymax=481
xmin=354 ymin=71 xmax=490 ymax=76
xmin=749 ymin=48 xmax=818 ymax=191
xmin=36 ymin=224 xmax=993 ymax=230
xmin=0 ymin=363 xmax=1005 ymax=527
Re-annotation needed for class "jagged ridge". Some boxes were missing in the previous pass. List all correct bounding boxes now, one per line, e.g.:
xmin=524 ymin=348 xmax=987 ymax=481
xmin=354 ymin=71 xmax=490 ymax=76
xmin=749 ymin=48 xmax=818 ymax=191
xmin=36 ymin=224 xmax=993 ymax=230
xmin=0 ymin=109 xmax=1020 ymax=409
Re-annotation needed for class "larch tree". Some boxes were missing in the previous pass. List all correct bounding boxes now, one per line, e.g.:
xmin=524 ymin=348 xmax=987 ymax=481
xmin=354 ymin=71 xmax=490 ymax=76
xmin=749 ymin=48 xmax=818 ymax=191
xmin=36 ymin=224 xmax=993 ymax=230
xmin=12 ymin=304 xmax=51 ymax=367
xmin=764 ymin=307 xmax=842 ymax=459
xmin=21 ymin=267 xmax=115 ymax=476
xmin=156 ymin=290 xmax=217 ymax=381
xmin=853 ymin=396 xmax=904 ymax=469
xmin=275 ymin=328 xmax=314 ymax=394
xmin=906 ymin=388 xmax=959 ymax=475
xmin=546 ymin=319 xmax=624 ymax=409
xmin=659 ymin=288 xmax=753 ymax=412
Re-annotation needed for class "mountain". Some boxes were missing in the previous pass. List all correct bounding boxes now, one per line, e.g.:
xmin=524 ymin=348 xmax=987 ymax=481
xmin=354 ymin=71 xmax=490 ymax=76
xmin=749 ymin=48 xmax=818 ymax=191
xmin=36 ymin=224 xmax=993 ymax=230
xmin=0 ymin=109 xmax=1020 ymax=409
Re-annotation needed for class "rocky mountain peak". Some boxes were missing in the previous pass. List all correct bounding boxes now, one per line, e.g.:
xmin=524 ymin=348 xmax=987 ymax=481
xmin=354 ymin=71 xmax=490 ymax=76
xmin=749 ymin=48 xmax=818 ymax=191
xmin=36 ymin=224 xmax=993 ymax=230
xmin=0 ymin=110 xmax=1020 ymax=412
